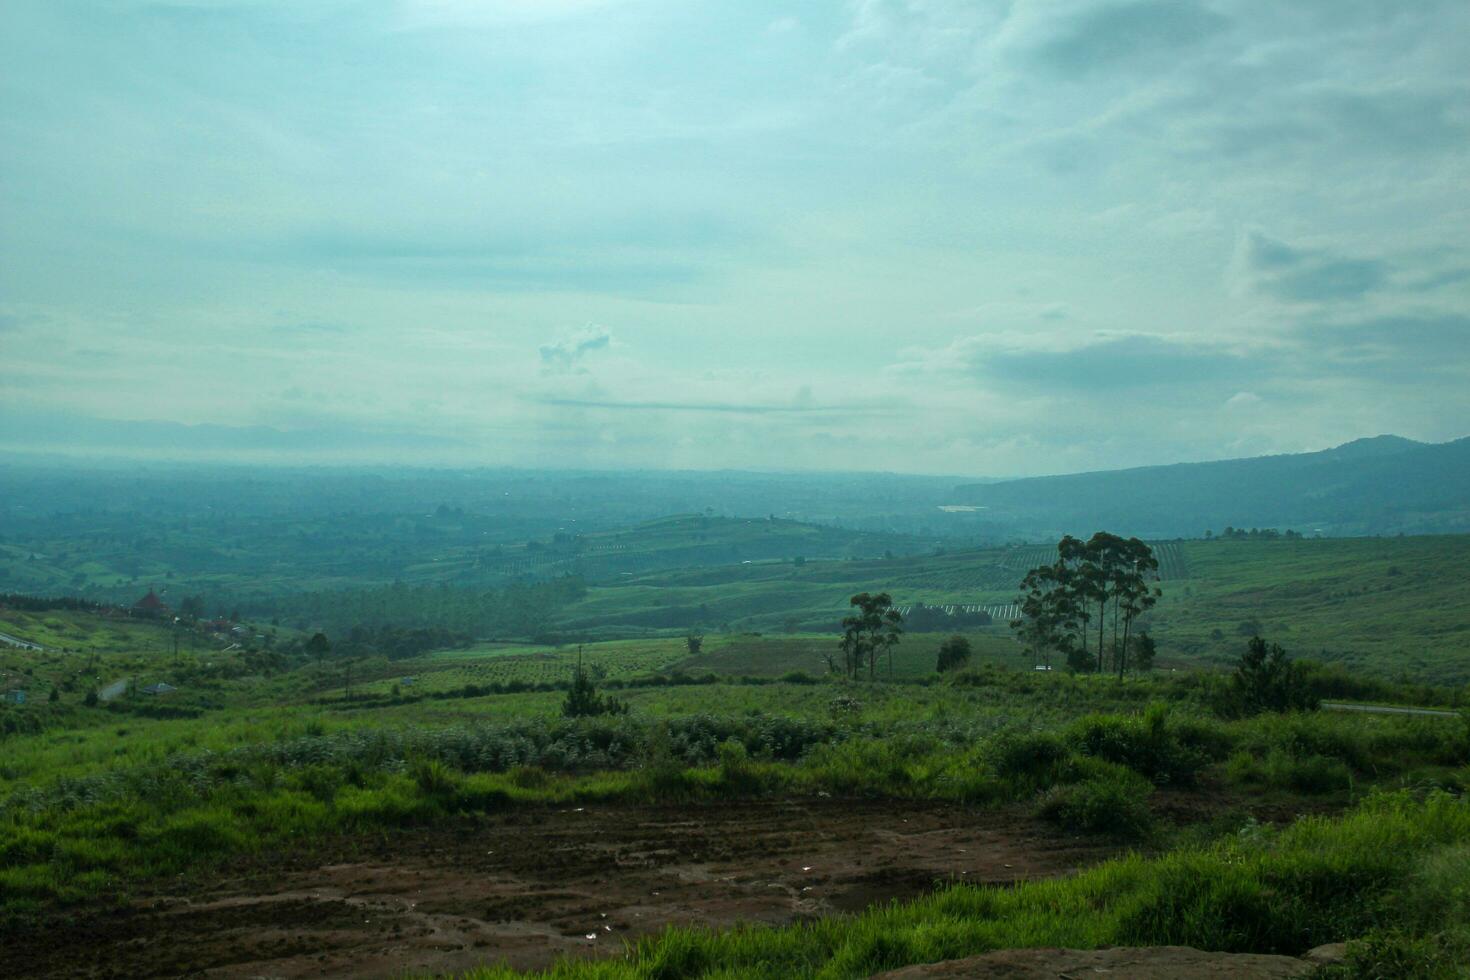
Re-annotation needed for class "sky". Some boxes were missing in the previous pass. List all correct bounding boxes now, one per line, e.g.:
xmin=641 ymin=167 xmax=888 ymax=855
xmin=1 ymin=0 xmax=1467 ymax=476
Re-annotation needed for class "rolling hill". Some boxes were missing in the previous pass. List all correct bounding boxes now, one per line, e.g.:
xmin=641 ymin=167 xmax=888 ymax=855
xmin=950 ymin=435 xmax=1470 ymax=539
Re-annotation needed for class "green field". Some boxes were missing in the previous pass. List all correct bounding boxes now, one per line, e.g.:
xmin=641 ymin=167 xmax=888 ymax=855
xmin=554 ymin=535 xmax=1470 ymax=683
xmin=4 ymin=531 xmax=1470 ymax=976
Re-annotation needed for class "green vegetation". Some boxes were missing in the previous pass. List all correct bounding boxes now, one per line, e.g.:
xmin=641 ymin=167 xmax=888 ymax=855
xmin=4 ymin=507 xmax=1470 ymax=976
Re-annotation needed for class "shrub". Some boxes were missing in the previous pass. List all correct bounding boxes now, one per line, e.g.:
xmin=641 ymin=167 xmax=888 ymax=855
xmin=985 ymin=731 xmax=1070 ymax=787
xmin=1229 ymin=749 xmax=1353 ymax=795
xmin=1036 ymin=760 xmax=1152 ymax=837
xmin=1217 ymin=636 xmax=1318 ymax=717
xmin=1065 ymin=704 xmax=1217 ymax=786
xmin=410 ymin=758 xmax=462 ymax=797
xmin=936 ymin=636 xmax=972 ymax=673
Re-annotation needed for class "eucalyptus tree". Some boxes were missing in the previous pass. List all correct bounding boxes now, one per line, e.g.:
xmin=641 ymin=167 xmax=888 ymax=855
xmin=839 ymin=592 xmax=904 ymax=680
xmin=1011 ymin=532 xmax=1161 ymax=675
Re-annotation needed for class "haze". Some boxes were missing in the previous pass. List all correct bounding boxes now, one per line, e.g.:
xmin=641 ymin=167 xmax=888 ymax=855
xmin=2 ymin=0 xmax=1467 ymax=474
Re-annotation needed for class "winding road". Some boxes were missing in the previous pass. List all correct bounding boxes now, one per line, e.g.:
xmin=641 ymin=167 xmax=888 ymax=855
xmin=0 ymin=629 xmax=44 ymax=651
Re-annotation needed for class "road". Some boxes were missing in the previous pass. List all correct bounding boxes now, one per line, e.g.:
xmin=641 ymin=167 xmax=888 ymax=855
xmin=1322 ymin=701 xmax=1459 ymax=718
xmin=0 ymin=629 xmax=44 ymax=651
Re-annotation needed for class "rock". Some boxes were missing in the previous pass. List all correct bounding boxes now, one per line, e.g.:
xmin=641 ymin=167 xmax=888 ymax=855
xmin=1301 ymin=942 xmax=1348 ymax=965
xmin=870 ymin=945 xmax=1318 ymax=978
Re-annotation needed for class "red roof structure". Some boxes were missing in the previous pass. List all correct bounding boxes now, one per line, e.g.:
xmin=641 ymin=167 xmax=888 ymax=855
xmin=134 ymin=589 xmax=168 ymax=614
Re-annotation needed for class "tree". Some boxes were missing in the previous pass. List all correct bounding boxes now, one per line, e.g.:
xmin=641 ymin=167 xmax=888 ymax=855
xmin=1231 ymin=635 xmax=1317 ymax=715
xmin=1130 ymin=632 xmax=1157 ymax=672
xmin=936 ymin=635 xmax=972 ymax=673
xmin=306 ymin=632 xmax=331 ymax=667
xmin=1012 ymin=563 xmax=1076 ymax=668
xmin=1111 ymin=537 xmax=1160 ymax=678
xmin=685 ymin=632 xmax=704 ymax=655
xmin=838 ymin=592 xmax=904 ymax=680
xmin=562 ymin=647 xmax=627 ymax=717
xmin=1010 ymin=533 xmax=1161 ymax=675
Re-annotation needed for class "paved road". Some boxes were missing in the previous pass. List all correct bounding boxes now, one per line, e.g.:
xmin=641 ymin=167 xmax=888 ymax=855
xmin=1323 ymin=701 xmax=1459 ymax=718
xmin=0 ymin=629 xmax=44 ymax=651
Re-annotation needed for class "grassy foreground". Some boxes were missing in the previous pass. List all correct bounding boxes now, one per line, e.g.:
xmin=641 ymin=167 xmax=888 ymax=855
xmin=459 ymin=790 xmax=1470 ymax=979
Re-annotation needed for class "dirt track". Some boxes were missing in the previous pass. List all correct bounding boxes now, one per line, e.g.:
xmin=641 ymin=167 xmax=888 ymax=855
xmin=17 ymin=799 xmax=1117 ymax=979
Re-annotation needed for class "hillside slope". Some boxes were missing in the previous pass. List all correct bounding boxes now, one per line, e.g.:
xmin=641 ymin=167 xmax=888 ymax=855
xmin=951 ymin=435 xmax=1470 ymax=538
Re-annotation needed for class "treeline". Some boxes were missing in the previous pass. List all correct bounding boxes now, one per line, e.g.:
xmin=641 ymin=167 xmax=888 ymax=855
xmin=904 ymin=603 xmax=992 ymax=632
xmin=0 ymin=593 xmax=109 ymax=613
xmin=251 ymin=576 xmax=587 ymax=639
xmin=323 ymin=625 xmax=471 ymax=662
xmin=1206 ymin=526 xmax=1306 ymax=540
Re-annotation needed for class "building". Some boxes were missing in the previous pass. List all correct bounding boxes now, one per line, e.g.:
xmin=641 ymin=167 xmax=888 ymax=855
xmin=133 ymin=589 xmax=169 ymax=618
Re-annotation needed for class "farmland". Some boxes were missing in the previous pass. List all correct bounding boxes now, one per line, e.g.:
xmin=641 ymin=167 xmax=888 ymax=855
xmin=552 ymin=534 xmax=1470 ymax=683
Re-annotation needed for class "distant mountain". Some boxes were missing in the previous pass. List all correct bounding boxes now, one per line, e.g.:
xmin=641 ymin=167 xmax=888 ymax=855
xmin=951 ymin=436 xmax=1470 ymax=539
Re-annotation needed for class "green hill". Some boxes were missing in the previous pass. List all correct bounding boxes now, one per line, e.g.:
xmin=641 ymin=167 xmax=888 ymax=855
xmin=555 ymin=535 xmax=1470 ymax=683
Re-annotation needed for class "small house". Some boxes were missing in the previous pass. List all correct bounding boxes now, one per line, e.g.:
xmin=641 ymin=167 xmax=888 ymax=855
xmin=141 ymin=682 xmax=176 ymax=696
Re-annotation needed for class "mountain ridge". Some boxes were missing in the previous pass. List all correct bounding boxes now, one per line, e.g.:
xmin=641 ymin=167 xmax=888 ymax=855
xmin=952 ymin=435 xmax=1470 ymax=538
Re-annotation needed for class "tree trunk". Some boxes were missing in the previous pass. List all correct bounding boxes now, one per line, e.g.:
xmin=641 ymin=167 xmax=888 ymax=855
xmin=1097 ymin=599 xmax=1107 ymax=673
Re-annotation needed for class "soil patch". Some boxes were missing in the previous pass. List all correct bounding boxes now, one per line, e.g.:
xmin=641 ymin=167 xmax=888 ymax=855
xmin=12 ymin=799 xmax=1114 ymax=979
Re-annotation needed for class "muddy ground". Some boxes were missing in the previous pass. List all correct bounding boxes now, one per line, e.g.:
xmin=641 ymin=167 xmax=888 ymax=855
xmin=15 ymin=799 xmax=1119 ymax=979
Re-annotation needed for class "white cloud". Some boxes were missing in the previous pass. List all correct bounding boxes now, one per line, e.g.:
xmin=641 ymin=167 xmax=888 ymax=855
xmin=537 ymin=326 xmax=614 ymax=373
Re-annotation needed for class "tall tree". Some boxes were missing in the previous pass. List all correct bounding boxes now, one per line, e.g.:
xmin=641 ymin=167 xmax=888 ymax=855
xmin=839 ymin=592 xmax=904 ymax=680
xmin=1114 ymin=537 xmax=1160 ymax=678
xmin=1012 ymin=563 xmax=1076 ymax=668
xmin=1012 ymin=533 xmax=1161 ymax=675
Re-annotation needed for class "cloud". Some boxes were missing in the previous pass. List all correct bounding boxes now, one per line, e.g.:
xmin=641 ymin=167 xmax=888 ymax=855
xmin=1022 ymin=0 xmax=1231 ymax=78
xmin=538 ymin=327 xmax=613 ymax=372
xmin=896 ymin=332 xmax=1270 ymax=392
xmin=1292 ymin=313 xmax=1470 ymax=379
xmin=1240 ymin=233 xmax=1390 ymax=304
xmin=532 ymin=396 xmax=851 ymax=415
xmin=1225 ymin=391 xmax=1262 ymax=410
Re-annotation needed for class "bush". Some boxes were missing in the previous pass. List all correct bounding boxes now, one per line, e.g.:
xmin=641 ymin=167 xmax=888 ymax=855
xmin=410 ymin=758 xmax=461 ymax=797
xmin=1217 ymin=636 xmax=1318 ymax=717
xmin=1036 ymin=760 xmax=1152 ymax=837
xmin=987 ymin=731 xmax=1070 ymax=787
xmin=1066 ymin=704 xmax=1219 ymax=786
xmin=1227 ymin=749 xmax=1353 ymax=794
xmin=936 ymin=636 xmax=972 ymax=673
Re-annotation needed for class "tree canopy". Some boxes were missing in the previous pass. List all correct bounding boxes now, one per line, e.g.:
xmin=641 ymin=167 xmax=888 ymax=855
xmin=1010 ymin=532 xmax=1160 ymax=675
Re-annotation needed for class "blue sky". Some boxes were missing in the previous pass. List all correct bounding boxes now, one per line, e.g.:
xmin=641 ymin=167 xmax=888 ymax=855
xmin=1 ymin=0 xmax=1467 ymax=474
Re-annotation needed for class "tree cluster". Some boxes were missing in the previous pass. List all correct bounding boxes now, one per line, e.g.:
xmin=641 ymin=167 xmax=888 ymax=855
xmin=1206 ymin=527 xmax=1304 ymax=540
xmin=833 ymin=592 xmax=904 ymax=680
xmin=904 ymin=603 xmax=992 ymax=633
xmin=1010 ymin=532 xmax=1160 ymax=676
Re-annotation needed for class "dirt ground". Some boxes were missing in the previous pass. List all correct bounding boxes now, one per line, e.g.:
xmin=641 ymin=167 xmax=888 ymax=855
xmin=15 ymin=799 xmax=1118 ymax=979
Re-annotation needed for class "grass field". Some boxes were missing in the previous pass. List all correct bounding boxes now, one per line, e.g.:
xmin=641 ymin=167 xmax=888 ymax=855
xmin=3 ymin=532 xmax=1470 ymax=976
xmin=557 ymin=535 xmax=1470 ymax=683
